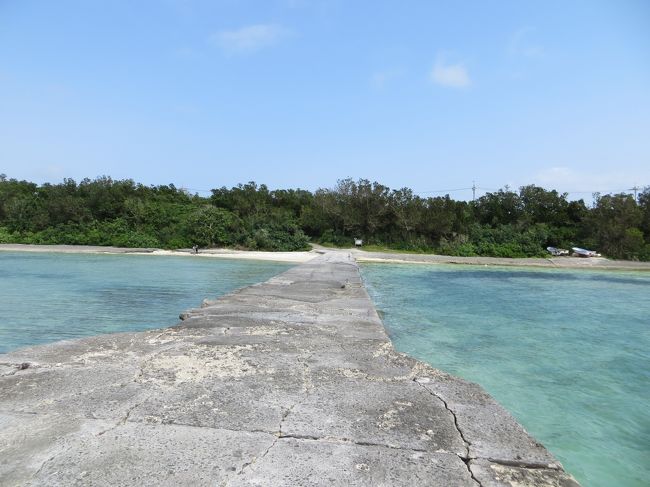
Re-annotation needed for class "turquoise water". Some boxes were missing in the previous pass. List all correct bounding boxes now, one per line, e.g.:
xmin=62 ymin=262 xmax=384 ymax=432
xmin=361 ymin=263 xmax=650 ymax=487
xmin=0 ymin=251 xmax=292 ymax=354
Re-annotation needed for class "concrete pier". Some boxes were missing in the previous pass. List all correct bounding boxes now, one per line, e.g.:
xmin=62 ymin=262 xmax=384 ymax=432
xmin=0 ymin=252 xmax=579 ymax=486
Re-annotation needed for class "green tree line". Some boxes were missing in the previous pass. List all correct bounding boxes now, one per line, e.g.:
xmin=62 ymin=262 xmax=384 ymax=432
xmin=1 ymin=174 xmax=649 ymax=260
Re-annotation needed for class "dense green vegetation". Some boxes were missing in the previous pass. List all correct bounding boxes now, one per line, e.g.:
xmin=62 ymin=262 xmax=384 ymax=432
xmin=1 ymin=174 xmax=649 ymax=260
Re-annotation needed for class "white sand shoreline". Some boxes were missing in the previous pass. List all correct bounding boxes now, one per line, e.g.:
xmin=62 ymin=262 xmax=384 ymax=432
xmin=3 ymin=243 xmax=650 ymax=270
xmin=351 ymin=249 xmax=650 ymax=271
xmin=0 ymin=244 xmax=318 ymax=263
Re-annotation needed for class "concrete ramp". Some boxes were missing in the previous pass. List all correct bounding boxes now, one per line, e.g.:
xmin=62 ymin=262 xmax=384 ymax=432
xmin=0 ymin=252 xmax=579 ymax=486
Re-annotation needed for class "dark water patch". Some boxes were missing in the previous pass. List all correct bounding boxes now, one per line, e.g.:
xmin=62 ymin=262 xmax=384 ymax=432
xmin=414 ymin=266 xmax=650 ymax=287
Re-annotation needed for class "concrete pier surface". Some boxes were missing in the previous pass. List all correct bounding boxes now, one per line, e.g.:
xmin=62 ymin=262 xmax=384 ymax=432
xmin=0 ymin=252 xmax=579 ymax=486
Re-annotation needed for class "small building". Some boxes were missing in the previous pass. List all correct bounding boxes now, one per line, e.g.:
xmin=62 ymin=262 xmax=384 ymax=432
xmin=354 ymin=238 xmax=363 ymax=247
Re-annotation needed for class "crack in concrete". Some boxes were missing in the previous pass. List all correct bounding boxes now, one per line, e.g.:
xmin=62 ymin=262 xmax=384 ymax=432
xmin=81 ymin=412 xmax=468 ymax=461
xmin=413 ymin=379 xmax=470 ymax=457
xmin=414 ymin=379 xmax=482 ymax=486
xmin=94 ymin=348 xmax=171 ymax=437
xmin=95 ymin=399 xmax=143 ymax=437
xmin=485 ymin=457 xmax=562 ymax=470
xmin=241 ymin=347 xmax=313 ymax=473
xmin=278 ymin=432 xmax=435 ymax=454
xmin=230 ymin=435 xmax=278 ymax=483
xmin=0 ymin=409 xmax=40 ymax=416
xmin=462 ymin=458 xmax=483 ymax=487
xmin=64 ymin=411 xmax=278 ymax=436
xmin=278 ymin=403 xmax=296 ymax=437
xmin=132 ymin=342 xmax=182 ymax=384
xmin=228 ymin=400 xmax=298 ymax=484
xmin=412 ymin=379 xmax=561 ymax=482
xmin=31 ymin=452 xmax=59 ymax=481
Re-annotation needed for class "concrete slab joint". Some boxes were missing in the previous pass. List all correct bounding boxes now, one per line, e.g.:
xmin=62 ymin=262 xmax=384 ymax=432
xmin=0 ymin=251 xmax=580 ymax=486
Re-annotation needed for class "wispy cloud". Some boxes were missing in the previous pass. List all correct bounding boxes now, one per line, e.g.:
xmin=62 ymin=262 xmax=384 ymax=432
xmin=430 ymin=55 xmax=470 ymax=88
xmin=508 ymin=27 xmax=544 ymax=58
xmin=210 ymin=24 xmax=289 ymax=54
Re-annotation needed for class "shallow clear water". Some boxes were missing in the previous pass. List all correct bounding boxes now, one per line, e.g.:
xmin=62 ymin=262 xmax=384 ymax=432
xmin=361 ymin=263 xmax=650 ymax=487
xmin=0 ymin=251 xmax=292 ymax=354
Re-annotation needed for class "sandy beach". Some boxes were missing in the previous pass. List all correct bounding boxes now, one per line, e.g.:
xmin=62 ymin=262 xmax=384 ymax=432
xmin=351 ymin=248 xmax=650 ymax=271
xmin=2 ymin=243 xmax=650 ymax=270
xmin=0 ymin=244 xmax=318 ymax=263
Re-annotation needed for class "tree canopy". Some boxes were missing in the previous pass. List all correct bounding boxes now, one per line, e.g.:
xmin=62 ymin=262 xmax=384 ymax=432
xmin=1 ymin=175 xmax=648 ymax=260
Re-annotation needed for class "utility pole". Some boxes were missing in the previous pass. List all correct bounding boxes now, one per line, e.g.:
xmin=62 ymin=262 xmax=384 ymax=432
xmin=629 ymin=185 xmax=640 ymax=201
xmin=472 ymin=181 xmax=476 ymax=201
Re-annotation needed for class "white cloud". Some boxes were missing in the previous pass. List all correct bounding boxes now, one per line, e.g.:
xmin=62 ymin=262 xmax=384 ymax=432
xmin=430 ymin=56 xmax=470 ymax=88
xmin=210 ymin=24 xmax=288 ymax=54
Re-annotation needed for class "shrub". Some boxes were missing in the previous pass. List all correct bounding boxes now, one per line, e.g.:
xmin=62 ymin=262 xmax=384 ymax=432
xmin=0 ymin=226 xmax=16 ymax=243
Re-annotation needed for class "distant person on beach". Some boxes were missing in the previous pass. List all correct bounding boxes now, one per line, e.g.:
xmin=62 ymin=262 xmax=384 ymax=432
xmin=192 ymin=245 xmax=199 ymax=254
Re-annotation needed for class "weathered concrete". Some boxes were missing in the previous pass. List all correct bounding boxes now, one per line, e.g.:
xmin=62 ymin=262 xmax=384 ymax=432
xmin=0 ymin=251 xmax=579 ymax=486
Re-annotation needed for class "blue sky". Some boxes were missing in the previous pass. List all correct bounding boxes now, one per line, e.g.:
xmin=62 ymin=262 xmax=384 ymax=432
xmin=1 ymin=0 xmax=649 ymax=200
